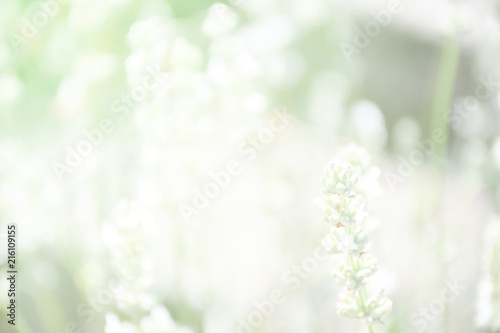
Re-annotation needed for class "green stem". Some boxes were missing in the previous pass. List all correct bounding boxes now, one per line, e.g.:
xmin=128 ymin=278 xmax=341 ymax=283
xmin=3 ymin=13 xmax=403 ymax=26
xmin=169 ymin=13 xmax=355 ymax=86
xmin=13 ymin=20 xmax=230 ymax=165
xmin=430 ymin=34 xmax=459 ymax=160
xmin=429 ymin=34 xmax=459 ymax=333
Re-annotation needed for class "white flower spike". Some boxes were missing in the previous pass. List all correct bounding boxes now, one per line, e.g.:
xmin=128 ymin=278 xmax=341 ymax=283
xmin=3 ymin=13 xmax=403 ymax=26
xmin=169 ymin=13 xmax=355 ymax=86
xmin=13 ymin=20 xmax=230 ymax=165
xmin=319 ymin=144 xmax=392 ymax=330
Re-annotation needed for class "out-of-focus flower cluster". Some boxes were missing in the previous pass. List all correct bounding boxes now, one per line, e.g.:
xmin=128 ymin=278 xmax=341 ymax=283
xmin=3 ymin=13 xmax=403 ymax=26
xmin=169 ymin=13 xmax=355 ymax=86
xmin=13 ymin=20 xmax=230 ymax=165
xmin=318 ymin=144 xmax=392 ymax=325
xmin=101 ymin=200 xmax=194 ymax=333
xmin=476 ymin=221 xmax=500 ymax=331
xmin=103 ymin=200 xmax=155 ymax=309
